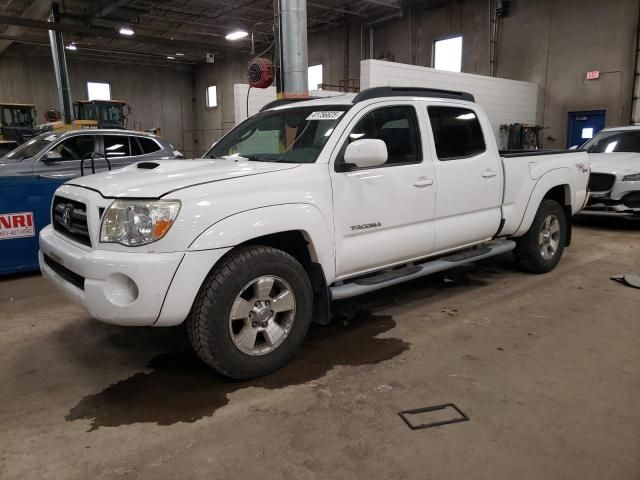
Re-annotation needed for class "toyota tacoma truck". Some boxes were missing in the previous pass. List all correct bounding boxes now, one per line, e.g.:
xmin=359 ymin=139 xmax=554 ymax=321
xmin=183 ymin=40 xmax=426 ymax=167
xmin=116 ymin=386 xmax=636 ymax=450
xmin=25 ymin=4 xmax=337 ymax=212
xmin=39 ymin=87 xmax=590 ymax=379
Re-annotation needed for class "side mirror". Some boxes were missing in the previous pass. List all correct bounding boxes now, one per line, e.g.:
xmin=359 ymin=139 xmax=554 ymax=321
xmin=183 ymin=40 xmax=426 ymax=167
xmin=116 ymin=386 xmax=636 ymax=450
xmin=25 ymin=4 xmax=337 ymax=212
xmin=43 ymin=150 xmax=63 ymax=162
xmin=569 ymin=145 xmax=579 ymax=150
xmin=343 ymin=139 xmax=388 ymax=169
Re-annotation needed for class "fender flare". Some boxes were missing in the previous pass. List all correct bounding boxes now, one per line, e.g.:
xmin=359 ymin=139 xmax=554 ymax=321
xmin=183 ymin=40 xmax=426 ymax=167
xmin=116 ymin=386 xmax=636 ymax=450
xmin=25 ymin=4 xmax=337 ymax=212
xmin=188 ymin=203 xmax=336 ymax=282
xmin=513 ymin=168 xmax=572 ymax=237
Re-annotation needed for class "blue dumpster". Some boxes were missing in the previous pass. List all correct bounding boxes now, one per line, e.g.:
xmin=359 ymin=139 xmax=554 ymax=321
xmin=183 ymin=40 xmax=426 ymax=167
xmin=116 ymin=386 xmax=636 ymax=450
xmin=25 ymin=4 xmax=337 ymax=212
xmin=0 ymin=175 xmax=66 ymax=275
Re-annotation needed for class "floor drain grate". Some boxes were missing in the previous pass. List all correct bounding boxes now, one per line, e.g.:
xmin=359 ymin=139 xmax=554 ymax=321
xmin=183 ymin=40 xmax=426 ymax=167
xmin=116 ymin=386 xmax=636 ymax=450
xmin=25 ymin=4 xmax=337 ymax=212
xmin=399 ymin=403 xmax=469 ymax=430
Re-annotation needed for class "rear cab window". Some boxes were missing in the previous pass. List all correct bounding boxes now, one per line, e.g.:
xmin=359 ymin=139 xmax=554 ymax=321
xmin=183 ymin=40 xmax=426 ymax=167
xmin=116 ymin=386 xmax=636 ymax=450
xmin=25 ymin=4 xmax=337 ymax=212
xmin=427 ymin=106 xmax=486 ymax=160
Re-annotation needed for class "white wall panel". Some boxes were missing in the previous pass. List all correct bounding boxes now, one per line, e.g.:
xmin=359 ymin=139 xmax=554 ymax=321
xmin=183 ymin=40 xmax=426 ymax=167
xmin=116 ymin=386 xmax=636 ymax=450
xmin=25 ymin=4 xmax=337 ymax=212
xmin=360 ymin=60 xmax=541 ymax=143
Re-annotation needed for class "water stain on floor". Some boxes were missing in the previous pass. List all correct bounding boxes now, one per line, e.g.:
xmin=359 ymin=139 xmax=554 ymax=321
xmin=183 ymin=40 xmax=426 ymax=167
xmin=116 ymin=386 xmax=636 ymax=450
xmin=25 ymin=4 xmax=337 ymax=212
xmin=66 ymin=312 xmax=409 ymax=431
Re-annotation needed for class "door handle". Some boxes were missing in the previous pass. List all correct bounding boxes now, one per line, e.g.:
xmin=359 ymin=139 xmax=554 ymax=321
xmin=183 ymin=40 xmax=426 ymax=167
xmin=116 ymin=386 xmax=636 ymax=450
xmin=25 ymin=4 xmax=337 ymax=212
xmin=413 ymin=178 xmax=434 ymax=188
xmin=482 ymin=169 xmax=498 ymax=178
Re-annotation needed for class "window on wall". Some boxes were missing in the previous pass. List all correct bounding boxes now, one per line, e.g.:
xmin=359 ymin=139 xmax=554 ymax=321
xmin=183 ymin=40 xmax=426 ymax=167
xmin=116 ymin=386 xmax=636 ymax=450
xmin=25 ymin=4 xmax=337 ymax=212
xmin=433 ymin=36 xmax=463 ymax=72
xmin=308 ymin=64 xmax=323 ymax=91
xmin=206 ymin=85 xmax=218 ymax=108
xmin=87 ymin=82 xmax=111 ymax=100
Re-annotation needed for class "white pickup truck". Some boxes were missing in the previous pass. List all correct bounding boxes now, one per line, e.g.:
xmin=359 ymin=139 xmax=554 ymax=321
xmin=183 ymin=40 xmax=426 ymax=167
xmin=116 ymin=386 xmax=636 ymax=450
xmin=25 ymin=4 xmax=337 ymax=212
xmin=39 ymin=87 xmax=590 ymax=379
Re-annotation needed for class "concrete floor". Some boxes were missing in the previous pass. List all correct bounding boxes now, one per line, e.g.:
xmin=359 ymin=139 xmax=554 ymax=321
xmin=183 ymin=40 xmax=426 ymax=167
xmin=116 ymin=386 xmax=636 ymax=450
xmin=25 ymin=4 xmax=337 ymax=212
xmin=1 ymin=214 xmax=639 ymax=480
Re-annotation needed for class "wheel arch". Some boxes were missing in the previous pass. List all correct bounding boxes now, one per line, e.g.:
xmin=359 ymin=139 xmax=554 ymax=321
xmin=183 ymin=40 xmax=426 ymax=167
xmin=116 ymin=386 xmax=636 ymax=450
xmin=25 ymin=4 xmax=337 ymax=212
xmin=513 ymin=168 xmax=573 ymax=242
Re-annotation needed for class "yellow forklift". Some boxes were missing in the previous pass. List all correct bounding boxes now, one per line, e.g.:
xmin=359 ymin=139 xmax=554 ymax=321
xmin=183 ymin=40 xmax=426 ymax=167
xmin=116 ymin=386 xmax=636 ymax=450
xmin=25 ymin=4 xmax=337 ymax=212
xmin=73 ymin=99 xmax=130 ymax=129
xmin=38 ymin=100 xmax=130 ymax=133
xmin=0 ymin=103 xmax=37 ymax=146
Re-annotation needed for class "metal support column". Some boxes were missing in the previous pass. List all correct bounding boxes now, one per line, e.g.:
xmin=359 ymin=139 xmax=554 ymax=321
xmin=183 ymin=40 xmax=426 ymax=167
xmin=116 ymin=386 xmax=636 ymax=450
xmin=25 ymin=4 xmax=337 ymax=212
xmin=278 ymin=0 xmax=309 ymax=97
xmin=48 ymin=2 xmax=73 ymax=125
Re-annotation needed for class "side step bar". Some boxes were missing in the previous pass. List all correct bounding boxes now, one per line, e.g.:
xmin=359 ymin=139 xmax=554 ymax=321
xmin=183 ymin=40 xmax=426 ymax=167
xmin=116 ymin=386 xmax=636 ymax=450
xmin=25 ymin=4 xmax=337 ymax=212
xmin=330 ymin=240 xmax=516 ymax=301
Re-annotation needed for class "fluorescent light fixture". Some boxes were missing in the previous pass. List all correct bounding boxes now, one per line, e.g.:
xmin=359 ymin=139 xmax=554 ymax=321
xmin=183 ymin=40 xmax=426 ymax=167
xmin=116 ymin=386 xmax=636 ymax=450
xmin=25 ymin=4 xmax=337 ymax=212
xmin=175 ymin=52 xmax=185 ymax=56
xmin=65 ymin=44 xmax=77 ymax=51
xmin=119 ymin=26 xmax=135 ymax=36
xmin=167 ymin=56 xmax=175 ymax=60
xmin=225 ymin=30 xmax=249 ymax=41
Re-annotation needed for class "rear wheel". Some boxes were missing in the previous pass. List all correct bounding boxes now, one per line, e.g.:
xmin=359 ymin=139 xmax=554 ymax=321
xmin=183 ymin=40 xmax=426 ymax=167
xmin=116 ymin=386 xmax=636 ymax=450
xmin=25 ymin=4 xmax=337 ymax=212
xmin=514 ymin=199 xmax=567 ymax=273
xmin=187 ymin=246 xmax=313 ymax=379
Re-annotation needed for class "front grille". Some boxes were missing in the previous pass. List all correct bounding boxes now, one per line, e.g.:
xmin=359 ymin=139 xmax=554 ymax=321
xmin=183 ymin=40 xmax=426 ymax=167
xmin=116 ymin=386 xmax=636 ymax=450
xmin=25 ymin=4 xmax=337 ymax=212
xmin=43 ymin=254 xmax=85 ymax=290
xmin=52 ymin=196 xmax=91 ymax=247
xmin=622 ymin=191 xmax=640 ymax=208
xmin=588 ymin=173 xmax=616 ymax=192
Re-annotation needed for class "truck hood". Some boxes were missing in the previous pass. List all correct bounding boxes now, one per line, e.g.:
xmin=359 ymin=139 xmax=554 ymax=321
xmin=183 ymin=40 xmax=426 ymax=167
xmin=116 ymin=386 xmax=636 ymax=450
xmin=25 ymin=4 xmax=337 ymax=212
xmin=67 ymin=159 xmax=300 ymax=198
xmin=588 ymin=152 xmax=640 ymax=175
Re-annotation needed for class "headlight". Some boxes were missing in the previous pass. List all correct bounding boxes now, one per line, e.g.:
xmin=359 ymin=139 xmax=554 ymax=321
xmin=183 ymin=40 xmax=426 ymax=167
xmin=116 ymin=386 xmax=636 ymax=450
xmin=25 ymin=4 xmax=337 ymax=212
xmin=622 ymin=173 xmax=640 ymax=182
xmin=100 ymin=199 xmax=180 ymax=246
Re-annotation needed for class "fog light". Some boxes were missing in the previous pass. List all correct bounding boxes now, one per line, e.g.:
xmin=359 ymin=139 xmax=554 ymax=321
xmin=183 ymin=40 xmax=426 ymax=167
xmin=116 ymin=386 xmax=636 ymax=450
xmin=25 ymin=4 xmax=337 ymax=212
xmin=104 ymin=273 xmax=139 ymax=306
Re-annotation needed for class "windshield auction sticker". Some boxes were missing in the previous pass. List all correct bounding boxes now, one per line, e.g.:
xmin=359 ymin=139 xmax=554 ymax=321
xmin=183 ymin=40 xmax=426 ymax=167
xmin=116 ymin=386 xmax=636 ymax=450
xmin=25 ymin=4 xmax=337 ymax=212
xmin=306 ymin=111 xmax=345 ymax=121
xmin=0 ymin=212 xmax=35 ymax=240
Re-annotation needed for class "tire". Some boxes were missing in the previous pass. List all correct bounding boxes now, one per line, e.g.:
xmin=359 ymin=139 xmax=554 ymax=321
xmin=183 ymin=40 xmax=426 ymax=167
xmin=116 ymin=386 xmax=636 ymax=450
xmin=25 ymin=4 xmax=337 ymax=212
xmin=187 ymin=245 xmax=313 ymax=379
xmin=513 ymin=199 xmax=567 ymax=274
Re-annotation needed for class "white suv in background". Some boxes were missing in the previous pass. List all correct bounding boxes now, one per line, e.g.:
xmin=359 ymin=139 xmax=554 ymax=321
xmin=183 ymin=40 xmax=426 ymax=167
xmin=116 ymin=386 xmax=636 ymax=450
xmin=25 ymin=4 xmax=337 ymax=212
xmin=582 ymin=126 xmax=640 ymax=216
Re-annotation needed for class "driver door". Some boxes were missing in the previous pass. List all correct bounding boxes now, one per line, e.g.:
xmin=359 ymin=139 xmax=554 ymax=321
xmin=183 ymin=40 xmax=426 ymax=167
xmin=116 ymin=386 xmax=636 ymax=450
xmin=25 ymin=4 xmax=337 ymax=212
xmin=34 ymin=134 xmax=98 ymax=180
xmin=330 ymin=103 xmax=437 ymax=279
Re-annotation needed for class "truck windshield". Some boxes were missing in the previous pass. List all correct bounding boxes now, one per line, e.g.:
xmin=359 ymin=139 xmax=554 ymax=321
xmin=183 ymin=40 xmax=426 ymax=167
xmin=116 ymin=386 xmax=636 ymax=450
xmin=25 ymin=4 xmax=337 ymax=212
xmin=204 ymin=105 xmax=350 ymax=163
xmin=582 ymin=130 xmax=640 ymax=153
xmin=3 ymin=133 xmax=59 ymax=160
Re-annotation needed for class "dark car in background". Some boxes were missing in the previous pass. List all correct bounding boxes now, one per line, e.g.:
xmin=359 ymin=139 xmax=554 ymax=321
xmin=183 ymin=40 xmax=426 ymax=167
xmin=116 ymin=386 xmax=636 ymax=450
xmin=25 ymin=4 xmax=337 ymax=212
xmin=0 ymin=129 xmax=182 ymax=275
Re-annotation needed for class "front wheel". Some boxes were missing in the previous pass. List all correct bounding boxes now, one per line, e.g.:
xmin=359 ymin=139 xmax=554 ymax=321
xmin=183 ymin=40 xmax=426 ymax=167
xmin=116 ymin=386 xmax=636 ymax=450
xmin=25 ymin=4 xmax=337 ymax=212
xmin=187 ymin=246 xmax=313 ymax=379
xmin=513 ymin=199 xmax=567 ymax=273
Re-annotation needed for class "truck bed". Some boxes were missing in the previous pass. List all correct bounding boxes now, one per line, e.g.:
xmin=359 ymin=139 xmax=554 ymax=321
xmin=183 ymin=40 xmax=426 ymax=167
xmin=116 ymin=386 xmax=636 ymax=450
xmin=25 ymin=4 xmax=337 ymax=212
xmin=499 ymin=149 xmax=589 ymax=236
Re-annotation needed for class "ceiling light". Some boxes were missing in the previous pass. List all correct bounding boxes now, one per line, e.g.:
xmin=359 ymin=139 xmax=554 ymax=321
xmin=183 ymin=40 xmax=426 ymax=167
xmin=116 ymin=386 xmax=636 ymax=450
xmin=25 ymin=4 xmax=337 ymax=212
xmin=225 ymin=30 xmax=249 ymax=41
xmin=167 ymin=56 xmax=175 ymax=60
xmin=65 ymin=44 xmax=77 ymax=51
xmin=119 ymin=26 xmax=135 ymax=36
xmin=175 ymin=52 xmax=185 ymax=56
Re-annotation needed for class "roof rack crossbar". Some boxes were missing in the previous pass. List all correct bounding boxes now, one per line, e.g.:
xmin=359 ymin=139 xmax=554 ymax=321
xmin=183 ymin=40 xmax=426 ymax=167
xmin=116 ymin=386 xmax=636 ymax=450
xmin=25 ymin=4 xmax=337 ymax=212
xmin=353 ymin=86 xmax=475 ymax=103
xmin=259 ymin=97 xmax=319 ymax=112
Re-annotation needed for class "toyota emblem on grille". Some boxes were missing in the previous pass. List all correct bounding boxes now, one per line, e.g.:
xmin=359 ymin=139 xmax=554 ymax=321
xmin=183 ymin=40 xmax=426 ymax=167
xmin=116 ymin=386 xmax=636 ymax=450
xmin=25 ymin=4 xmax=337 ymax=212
xmin=62 ymin=204 xmax=73 ymax=228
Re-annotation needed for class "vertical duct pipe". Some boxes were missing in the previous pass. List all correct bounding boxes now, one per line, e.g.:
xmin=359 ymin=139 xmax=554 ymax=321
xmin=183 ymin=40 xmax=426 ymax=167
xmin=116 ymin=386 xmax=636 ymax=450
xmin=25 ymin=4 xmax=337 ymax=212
xmin=631 ymin=3 xmax=640 ymax=124
xmin=48 ymin=2 xmax=73 ymax=124
xmin=279 ymin=0 xmax=308 ymax=97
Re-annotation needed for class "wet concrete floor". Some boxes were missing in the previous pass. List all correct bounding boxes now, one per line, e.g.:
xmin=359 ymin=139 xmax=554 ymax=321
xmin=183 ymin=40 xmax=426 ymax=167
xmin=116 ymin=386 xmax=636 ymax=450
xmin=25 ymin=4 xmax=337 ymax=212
xmin=1 ymin=214 xmax=639 ymax=479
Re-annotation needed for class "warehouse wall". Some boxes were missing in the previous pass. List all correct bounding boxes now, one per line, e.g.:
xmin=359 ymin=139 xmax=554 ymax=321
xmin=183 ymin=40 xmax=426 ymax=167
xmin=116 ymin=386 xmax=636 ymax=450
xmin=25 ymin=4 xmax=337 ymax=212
xmin=307 ymin=0 xmax=639 ymax=148
xmin=0 ymin=49 xmax=196 ymax=155
xmin=497 ymin=0 xmax=639 ymax=148
xmin=192 ymin=54 xmax=252 ymax=155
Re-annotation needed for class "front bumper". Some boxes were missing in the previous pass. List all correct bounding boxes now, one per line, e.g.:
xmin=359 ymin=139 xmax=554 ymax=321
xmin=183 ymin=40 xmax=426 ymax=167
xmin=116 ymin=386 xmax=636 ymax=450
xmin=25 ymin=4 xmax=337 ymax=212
xmin=585 ymin=191 xmax=640 ymax=214
xmin=39 ymin=226 xmax=230 ymax=326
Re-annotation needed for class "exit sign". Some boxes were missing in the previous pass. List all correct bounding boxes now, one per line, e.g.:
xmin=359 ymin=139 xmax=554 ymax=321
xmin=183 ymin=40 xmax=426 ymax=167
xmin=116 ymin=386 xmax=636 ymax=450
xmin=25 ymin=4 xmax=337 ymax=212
xmin=586 ymin=70 xmax=600 ymax=80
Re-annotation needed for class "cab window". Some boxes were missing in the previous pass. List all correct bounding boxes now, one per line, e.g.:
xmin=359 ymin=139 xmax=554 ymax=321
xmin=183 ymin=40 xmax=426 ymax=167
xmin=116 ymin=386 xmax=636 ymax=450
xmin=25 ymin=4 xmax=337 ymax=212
xmin=51 ymin=135 xmax=95 ymax=161
xmin=103 ymin=135 xmax=130 ymax=158
xmin=337 ymin=106 xmax=422 ymax=168
xmin=427 ymin=106 xmax=486 ymax=160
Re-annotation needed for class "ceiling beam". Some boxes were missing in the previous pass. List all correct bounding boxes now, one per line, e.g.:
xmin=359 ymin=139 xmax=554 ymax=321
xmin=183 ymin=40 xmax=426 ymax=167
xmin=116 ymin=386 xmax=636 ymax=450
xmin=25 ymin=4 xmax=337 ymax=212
xmin=85 ymin=0 xmax=134 ymax=22
xmin=0 ymin=15 xmax=250 ymax=54
xmin=0 ymin=0 xmax=51 ymax=55
xmin=307 ymin=2 xmax=368 ymax=17
xmin=361 ymin=0 xmax=401 ymax=9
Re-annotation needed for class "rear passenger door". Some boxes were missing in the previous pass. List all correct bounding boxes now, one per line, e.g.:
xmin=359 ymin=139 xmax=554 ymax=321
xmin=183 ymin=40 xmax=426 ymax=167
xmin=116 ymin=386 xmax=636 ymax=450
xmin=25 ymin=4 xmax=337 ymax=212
xmin=100 ymin=134 xmax=136 ymax=170
xmin=426 ymin=104 xmax=502 ymax=251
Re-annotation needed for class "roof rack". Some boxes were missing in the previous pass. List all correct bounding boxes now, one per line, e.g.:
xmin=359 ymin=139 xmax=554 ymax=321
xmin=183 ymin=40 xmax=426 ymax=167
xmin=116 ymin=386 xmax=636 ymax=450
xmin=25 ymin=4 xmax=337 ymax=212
xmin=259 ymin=97 xmax=319 ymax=112
xmin=353 ymin=86 xmax=475 ymax=103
